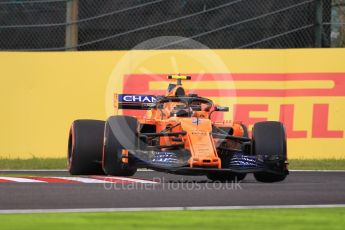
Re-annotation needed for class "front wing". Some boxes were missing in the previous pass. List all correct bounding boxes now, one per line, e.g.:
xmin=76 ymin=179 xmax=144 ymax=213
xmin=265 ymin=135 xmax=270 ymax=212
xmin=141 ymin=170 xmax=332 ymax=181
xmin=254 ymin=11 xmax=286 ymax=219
xmin=128 ymin=150 xmax=288 ymax=176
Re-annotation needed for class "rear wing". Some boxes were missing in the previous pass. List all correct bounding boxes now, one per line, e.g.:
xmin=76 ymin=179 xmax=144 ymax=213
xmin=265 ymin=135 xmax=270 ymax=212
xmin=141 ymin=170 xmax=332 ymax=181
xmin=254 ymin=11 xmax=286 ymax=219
xmin=114 ymin=94 xmax=157 ymax=110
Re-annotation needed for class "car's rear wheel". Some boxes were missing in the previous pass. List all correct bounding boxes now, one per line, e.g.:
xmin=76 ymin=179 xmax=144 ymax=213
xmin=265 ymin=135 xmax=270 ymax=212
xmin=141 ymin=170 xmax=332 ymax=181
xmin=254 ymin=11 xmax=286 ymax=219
xmin=68 ymin=120 xmax=105 ymax=175
xmin=102 ymin=116 xmax=138 ymax=176
xmin=252 ymin=121 xmax=288 ymax=183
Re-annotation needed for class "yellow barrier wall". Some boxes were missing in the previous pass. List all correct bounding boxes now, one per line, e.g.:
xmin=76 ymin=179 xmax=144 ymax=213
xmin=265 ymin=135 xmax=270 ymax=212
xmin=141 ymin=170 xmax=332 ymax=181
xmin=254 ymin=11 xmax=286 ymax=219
xmin=0 ymin=49 xmax=344 ymax=159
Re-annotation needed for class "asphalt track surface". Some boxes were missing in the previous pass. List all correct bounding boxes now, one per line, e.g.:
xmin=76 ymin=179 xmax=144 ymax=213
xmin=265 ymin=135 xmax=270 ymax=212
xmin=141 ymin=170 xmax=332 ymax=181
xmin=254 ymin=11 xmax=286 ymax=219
xmin=0 ymin=171 xmax=344 ymax=210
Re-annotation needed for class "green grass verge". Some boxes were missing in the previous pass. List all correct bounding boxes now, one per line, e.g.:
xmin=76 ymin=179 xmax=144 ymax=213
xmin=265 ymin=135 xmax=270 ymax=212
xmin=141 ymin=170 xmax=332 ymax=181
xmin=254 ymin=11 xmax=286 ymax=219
xmin=288 ymin=159 xmax=345 ymax=170
xmin=0 ymin=208 xmax=344 ymax=230
xmin=0 ymin=158 xmax=345 ymax=170
xmin=0 ymin=158 xmax=66 ymax=170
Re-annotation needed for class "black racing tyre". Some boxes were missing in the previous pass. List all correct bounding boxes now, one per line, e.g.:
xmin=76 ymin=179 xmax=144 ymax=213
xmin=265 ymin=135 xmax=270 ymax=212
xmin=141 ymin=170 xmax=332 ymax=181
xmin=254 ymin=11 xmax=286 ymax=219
xmin=252 ymin=121 xmax=288 ymax=183
xmin=68 ymin=120 xmax=105 ymax=175
xmin=102 ymin=116 xmax=138 ymax=176
xmin=207 ymin=172 xmax=246 ymax=182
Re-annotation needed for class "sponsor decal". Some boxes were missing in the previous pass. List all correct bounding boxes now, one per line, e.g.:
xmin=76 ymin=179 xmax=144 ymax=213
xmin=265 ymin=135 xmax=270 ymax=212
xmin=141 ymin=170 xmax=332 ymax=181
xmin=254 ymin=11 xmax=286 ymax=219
xmin=152 ymin=151 xmax=179 ymax=164
xmin=191 ymin=117 xmax=201 ymax=125
xmin=118 ymin=94 xmax=157 ymax=103
xmin=230 ymin=153 xmax=260 ymax=168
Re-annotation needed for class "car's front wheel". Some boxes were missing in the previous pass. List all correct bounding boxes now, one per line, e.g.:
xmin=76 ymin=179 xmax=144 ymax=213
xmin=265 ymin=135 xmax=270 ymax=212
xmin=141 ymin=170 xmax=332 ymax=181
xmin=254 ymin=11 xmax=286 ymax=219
xmin=252 ymin=121 xmax=288 ymax=183
xmin=102 ymin=116 xmax=138 ymax=176
xmin=68 ymin=120 xmax=105 ymax=175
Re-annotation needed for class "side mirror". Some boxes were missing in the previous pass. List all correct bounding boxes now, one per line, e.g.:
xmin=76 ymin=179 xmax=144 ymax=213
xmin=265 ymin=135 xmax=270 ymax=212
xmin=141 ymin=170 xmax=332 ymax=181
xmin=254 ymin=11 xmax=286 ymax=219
xmin=215 ymin=106 xmax=229 ymax=112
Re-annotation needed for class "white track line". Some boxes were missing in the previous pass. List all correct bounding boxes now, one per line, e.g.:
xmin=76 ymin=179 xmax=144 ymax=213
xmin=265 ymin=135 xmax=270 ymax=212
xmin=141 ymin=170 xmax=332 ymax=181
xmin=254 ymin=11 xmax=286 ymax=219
xmin=0 ymin=176 xmax=158 ymax=184
xmin=0 ymin=176 xmax=157 ymax=184
xmin=50 ymin=177 xmax=112 ymax=184
xmin=0 ymin=177 xmax=47 ymax=183
xmin=93 ymin=176 xmax=158 ymax=184
xmin=0 ymin=204 xmax=345 ymax=214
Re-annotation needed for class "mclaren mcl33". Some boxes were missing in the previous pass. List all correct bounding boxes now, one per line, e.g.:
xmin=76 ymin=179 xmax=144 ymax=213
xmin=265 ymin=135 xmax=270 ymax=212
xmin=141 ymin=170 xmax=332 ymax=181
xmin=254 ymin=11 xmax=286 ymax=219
xmin=68 ymin=75 xmax=288 ymax=182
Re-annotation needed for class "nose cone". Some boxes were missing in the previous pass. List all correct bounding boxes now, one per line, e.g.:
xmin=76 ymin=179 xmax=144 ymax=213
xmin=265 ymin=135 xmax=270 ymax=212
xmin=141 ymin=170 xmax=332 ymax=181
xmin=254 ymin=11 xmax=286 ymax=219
xmin=180 ymin=118 xmax=221 ymax=168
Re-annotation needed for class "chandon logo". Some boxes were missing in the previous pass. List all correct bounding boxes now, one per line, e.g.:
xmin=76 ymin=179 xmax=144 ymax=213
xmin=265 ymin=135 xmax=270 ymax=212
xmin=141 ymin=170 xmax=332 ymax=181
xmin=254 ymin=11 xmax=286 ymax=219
xmin=119 ymin=94 xmax=157 ymax=103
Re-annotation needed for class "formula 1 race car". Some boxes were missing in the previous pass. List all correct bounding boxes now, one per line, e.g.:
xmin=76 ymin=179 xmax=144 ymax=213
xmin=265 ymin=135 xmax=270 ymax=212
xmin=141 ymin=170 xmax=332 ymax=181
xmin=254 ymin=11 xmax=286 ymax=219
xmin=68 ymin=75 xmax=288 ymax=182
